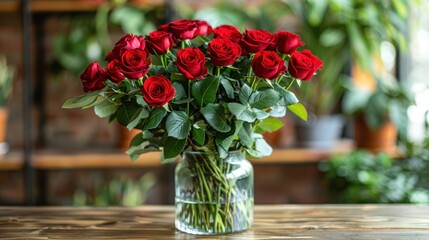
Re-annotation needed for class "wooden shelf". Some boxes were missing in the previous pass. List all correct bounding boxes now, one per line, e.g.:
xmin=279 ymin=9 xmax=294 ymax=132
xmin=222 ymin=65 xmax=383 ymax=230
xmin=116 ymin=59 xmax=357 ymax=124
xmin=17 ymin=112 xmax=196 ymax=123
xmin=0 ymin=140 xmax=355 ymax=171
xmin=0 ymin=0 xmax=164 ymax=13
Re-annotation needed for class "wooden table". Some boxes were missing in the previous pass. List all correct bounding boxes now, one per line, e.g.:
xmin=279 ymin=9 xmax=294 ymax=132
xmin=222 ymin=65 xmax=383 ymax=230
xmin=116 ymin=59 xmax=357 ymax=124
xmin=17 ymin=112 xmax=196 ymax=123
xmin=1 ymin=205 xmax=429 ymax=239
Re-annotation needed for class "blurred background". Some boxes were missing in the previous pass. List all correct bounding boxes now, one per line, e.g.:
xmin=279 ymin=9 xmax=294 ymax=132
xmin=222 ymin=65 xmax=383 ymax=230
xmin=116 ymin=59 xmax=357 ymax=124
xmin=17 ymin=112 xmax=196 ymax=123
xmin=0 ymin=0 xmax=428 ymax=206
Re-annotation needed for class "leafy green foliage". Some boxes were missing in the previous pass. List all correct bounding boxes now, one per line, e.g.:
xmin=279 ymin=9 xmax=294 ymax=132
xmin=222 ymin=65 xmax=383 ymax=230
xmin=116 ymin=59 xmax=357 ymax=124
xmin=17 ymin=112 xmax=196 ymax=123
xmin=0 ymin=55 xmax=14 ymax=107
xmin=320 ymin=150 xmax=429 ymax=204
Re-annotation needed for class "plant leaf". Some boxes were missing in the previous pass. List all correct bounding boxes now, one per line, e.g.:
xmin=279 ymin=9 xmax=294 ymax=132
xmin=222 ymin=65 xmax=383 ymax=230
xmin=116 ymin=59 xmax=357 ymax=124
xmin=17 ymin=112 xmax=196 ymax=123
xmin=165 ymin=111 xmax=191 ymax=139
xmin=116 ymin=102 xmax=140 ymax=126
xmin=220 ymin=76 xmax=235 ymax=99
xmin=287 ymin=103 xmax=308 ymax=121
xmin=216 ymin=120 xmax=243 ymax=158
xmin=127 ymin=109 xmax=150 ymax=130
xmin=227 ymin=102 xmax=257 ymax=122
xmin=163 ymin=137 xmax=187 ymax=159
xmin=200 ymin=104 xmax=231 ymax=133
xmin=192 ymin=126 xmax=205 ymax=146
xmin=250 ymin=89 xmax=280 ymax=109
xmin=191 ymin=76 xmax=220 ymax=106
xmin=238 ymin=122 xmax=254 ymax=148
xmin=62 ymin=91 xmax=101 ymax=109
xmin=239 ymin=84 xmax=253 ymax=104
xmin=255 ymin=117 xmax=284 ymax=133
xmin=94 ymin=100 xmax=119 ymax=118
xmin=146 ymin=107 xmax=167 ymax=129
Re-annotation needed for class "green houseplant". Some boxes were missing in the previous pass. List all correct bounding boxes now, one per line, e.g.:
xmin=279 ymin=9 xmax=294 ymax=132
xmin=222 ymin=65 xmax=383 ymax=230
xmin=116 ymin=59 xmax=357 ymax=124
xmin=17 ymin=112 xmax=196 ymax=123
xmin=62 ymin=19 xmax=322 ymax=234
xmin=0 ymin=55 xmax=14 ymax=154
xmin=343 ymin=74 xmax=414 ymax=151
xmin=281 ymin=0 xmax=409 ymax=148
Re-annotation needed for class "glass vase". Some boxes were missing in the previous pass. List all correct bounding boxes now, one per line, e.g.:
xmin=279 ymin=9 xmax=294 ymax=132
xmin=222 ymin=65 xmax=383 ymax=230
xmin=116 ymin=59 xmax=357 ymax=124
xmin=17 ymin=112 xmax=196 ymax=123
xmin=175 ymin=150 xmax=254 ymax=235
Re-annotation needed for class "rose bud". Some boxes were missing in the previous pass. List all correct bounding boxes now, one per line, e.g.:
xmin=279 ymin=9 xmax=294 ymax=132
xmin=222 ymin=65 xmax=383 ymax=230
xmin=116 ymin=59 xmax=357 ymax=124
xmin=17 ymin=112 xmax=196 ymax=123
xmin=141 ymin=75 xmax=176 ymax=107
xmin=145 ymin=30 xmax=174 ymax=55
xmin=251 ymin=51 xmax=286 ymax=80
xmin=208 ymin=38 xmax=242 ymax=67
xmin=275 ymin=31 xmax=304 ymax=55
xmin=106 ymin=34 xmax=146 ymax=62
xmin=174 ymin=47 xmax=208 ymax=80
xmin=119 ymin=49 xmax=152 ymax=79
xmin=288 ymin=49 xmax=323 ymax=81
xmin=106 ymin=60 xmax=125 ymax=83
xmin=169 ymin=19 xmax=198 ymax=40
xmin=80 ymin=61 xmax=107 ymax=92
xmin=241 ymin=29 xmax=276 ymax=53
xmin=194 ymin=20 xmax=213 ymax=36
xmin=213 ymin=25 xmax=243 ymax=43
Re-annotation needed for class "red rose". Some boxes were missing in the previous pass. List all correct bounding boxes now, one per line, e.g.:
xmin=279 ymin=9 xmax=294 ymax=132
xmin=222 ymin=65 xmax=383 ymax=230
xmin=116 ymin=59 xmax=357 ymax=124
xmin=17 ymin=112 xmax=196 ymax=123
xmin=275 ymin=31 xmax=304 ymax=55
xmin=169 ymin=19 xmax=198 ymax=40
xmin=106 ymin=34 xmax=146 ymax=62
xmin=251 ymin=51 xmax=286 ymax=80
xmin=213 ymin=25 xmax=242 ymax=43
xmin=208 ymin=38 xmax=242 ymax=67
xmin=175 ymin=47 xmax=208 ymax=80
xmin=119 ymin=49 xmax=151 ymax=79
xmin=106 ymin=60 xmax=125 ymax=83
xmin=141 ymin=75 xmax=175 ymax=107
xmin=194 ymin=20 xmax=213 ymax=36
xmin=241 ymin=29 xmax=276 ymax=53
xmin=145 ymin=30 xmax=174 ymax=55
xmin=288 ymin=50 xmax=323 ymax=81
xmin=80 ymin=61 xmax=107 ymax=92
xmin=158 ymin=23 xmax=170 ymax=32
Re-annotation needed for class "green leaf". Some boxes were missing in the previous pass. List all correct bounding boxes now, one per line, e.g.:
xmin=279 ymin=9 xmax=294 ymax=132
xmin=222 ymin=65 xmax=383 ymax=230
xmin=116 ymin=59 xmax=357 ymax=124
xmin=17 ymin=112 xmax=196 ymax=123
xmin=220 ymin=76 xmax=235 ymax=99
xmin=287 ymin=103 xmax=308 ymax=121
xmin=200 ymin=104 xmax=231 ymax=133
xmin=126 ymin=141 xmax=159 ymax=162
xmin=227 ymin=103 xmax=256 ymax=122
xmin=163 ymin=137 xmax=187 ymax=159
xmin=116 ymin=103 xmax=140 ymax=126
xmin=146 ymin=108 xmax=167 ymax=129
xmin=253 ymin=109 xmax=270 ymax=120
xmin=216 ymin=120 xmax=243 ymax=158
xmin=172 ymin=82 xmax=186 ymax=101
xmin=94 ymin=100 xmax=119 ymax=118
xmin=255 ymin=117 xmax=284 ymax=133
xmin=246 ymin=137 xmax=272 ymax=158
xmin=239 ymin=84 xmax=253 ymax=104
xmin=192 ymin=126 xmax=205 ymax=146
xmin=269 ymin=105 xmax=286 ymax=118
xmin=126 ymin=109 xmax=149 ymax=130
xmin=191 ymin=76 xmax=220 ymax=106
xmin=274 ymin=83 xmax=299 ymax=106
xmin=250 ymin=89 xmax=280 ymax=109
xmin=238 ymin=122 xmax=254 ymax=148
xmin=62 ymin=91 xmax=101 ymax=109
xmin=135 ymin=96 xmax=147 ymax=107
xmin=165 ymin=111 xmax=191 ymax=139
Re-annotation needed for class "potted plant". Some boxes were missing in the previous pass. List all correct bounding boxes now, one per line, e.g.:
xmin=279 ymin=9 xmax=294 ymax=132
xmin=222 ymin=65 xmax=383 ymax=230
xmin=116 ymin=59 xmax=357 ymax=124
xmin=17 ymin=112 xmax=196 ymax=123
xmin=282 ymin=0 xmax=409 ymax=149
xmin=343 ymin=74 xmax=414 ymax=152
xmin=62 ymin=19 xmax=322 ymax=234
xmin=0 ymin=55 xmax=14 ymax=155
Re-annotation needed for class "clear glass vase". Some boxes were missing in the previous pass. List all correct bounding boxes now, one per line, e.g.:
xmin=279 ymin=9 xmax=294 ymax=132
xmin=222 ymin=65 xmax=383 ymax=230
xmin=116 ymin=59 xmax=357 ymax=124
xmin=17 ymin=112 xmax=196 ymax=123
xmin=175 ymin=150 xmax=254 ymax=235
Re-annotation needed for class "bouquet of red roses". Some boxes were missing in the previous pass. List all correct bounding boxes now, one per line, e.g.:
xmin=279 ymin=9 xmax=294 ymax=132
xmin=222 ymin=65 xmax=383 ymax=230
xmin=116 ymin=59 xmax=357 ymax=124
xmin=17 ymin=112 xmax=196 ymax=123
xmin=63 ymin=19 xmax=322 ymax=160
xmin=63 ymin=19 xmax=322 ymax=235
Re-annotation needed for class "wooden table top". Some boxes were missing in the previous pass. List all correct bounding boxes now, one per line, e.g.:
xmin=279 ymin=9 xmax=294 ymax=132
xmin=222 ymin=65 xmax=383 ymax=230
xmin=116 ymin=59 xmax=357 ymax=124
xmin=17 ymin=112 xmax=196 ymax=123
xmin=1 ymin=205 xmax=429 ymax=239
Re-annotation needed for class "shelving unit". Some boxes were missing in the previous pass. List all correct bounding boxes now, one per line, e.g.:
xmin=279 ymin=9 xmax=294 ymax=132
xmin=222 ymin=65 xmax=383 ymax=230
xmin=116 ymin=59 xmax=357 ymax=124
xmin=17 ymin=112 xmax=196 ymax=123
xmin=0 ymin=140 xmax=356 ymax=171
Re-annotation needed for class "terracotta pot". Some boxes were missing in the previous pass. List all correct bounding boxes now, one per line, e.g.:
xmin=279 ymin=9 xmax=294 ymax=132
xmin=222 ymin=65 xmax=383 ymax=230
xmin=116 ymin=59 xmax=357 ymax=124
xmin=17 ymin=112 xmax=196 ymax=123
xmin=354 ymin=115 xmax=397 ymax=152
xmin=0 ymin=108 xmax=7 ymax=143
xmin=118 ymin=124 xmax=141 ymax=150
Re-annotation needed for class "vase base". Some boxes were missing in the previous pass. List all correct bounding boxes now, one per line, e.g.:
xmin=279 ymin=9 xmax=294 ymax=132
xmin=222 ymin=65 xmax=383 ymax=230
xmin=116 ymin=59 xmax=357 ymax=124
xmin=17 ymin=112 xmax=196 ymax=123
xmin=175 ymin=198 xmax=253 ymax=235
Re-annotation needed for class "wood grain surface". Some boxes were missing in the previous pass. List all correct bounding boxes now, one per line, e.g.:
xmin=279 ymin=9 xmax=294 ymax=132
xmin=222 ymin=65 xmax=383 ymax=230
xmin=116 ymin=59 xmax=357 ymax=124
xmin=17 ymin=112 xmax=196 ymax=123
xmin=1 ymin=205 xmax=429 ymax=239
